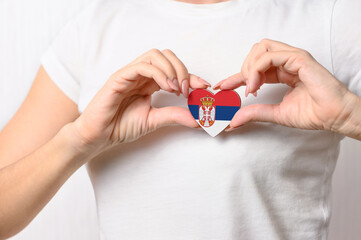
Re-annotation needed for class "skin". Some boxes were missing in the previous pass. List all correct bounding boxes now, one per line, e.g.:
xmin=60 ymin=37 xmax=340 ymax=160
xmin=214 ymin=39 xmax=361 ymax=140
xmin=0 ymin=2 xmax=360 ymax=239
xmin=0 ymin=48 xmax=209 ymax=239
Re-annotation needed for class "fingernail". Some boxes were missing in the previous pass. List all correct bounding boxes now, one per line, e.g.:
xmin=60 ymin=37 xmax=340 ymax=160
xmin=252 ymin=91 xmax=258 ymax=97
xmin=225 ymin=126 xmax=241 ymax=132
xmin=225 ymin=127 xmax=235 ymax=132
xmin=213 ymin=79 xmax=225 ymax=90
xmin=172 ymin=78 xmax=180 ymax=91
xmin=182 ymin=80 xmax=189 ymax=98
xmin=167 ymin=79 xmax=179 ymax=91
xmin=199 ymin=78 xmax=211 ymax=87
xmin=245 ymin=85 xmax=249 ymax=97
xmin=213 ymin=83 xmax=221 ymax=90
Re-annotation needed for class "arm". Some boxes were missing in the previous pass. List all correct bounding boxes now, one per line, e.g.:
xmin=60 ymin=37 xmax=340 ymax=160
xmin=0 ymin=49 xmax=209 ymax=239
xmin=0 ymin=66 xmax=81 ymax=239
xmin=214 ymin=39 xmax=361 ymax=141
xmin=334 ymin=93 xmax=361 ymax=140
xmin=0 ymin=123 xmax=89 ymax=239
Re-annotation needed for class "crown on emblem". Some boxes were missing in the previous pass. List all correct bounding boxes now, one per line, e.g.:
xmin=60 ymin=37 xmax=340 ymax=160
xmin=200 ymin=95 xmax=215 ymax=106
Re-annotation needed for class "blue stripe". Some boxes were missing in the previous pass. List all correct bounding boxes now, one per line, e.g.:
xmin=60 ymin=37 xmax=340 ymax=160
xmin=216 ymin=106 xmax=239 ymax=121
xmin=189 ymin=105 xmax=199 ymax=119
xmin=215 ymin=106 xmax=239 ymax=120
xmin=189 ymin=105 xmax=239 ymax=120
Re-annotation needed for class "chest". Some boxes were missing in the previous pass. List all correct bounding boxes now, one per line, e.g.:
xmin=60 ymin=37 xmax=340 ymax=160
xmin=78 ymin=1 xmax=333 ymax=112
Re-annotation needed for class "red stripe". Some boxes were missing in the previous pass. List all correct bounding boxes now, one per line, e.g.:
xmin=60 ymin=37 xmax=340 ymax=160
xmin=188 ymin=89 xmax=241 ymax=107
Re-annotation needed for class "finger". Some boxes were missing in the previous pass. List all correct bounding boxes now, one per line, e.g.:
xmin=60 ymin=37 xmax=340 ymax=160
xmin=148 ymin=106 xmax=199 ymax=130
xmin=247 ymin=51 xmax=302 ymax=94
xmin=137 ymin=80 xmax=161 ymax=96
xmin=241 ymin=43 xmax=259 ymax=81
xmin=246 ymin=43 xmax=266 ymax=81
xmin=216 ymin=40 xmax=287 ymax=94
xmin=241 ymin=39 xmax=299 ymax=94
xmin=161 ymin=49 xmax=211 ymax=97
xmin=189 ymin=74 xmax=211 ymax=89
xmin=226 ymin=104 xmax=280 ymax=130
xmin=240 ymin=43 xmax=265 ymax=96
xmin=119 ymin=62 xmax=173 ymax=92
xmin=213 ymin=78 xmax=227 ymax=90
xmin=250 ymin=48 xmax=335 ymax=94
xmin=247 ymin=43 xmax=270 ymax=88
xmin=131 ymin=49 xmax=179 ymax=91
xmin=214 ymin=72 xmax=246 ymax=90
xmin=257 ymin=39 xmax=297 ymax=52
xmin=161 ymin=49 xmax=188 ymax=95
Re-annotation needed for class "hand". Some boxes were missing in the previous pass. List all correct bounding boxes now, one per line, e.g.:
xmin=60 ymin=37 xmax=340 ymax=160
xmin=71 ymin=49 xmax=210 ymax=154
xmin=214 ymin=39 xmax=358 ymax=135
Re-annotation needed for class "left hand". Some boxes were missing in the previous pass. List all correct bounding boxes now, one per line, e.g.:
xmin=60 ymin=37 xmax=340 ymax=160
xmin=214 ymin=39 xmax=357 ymax=133
xmin=73 ymin=48 xmax=210 ymax=154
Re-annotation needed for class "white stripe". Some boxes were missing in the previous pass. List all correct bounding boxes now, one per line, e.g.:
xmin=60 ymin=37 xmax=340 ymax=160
xmin=196 ymin=120 xmax=231 ymax=137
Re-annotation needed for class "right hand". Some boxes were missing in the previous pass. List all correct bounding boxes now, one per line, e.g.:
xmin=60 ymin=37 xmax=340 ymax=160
xmin=214 ymin=39 xmax=358 ymax=135
xmin=70 ymin=49 xmax=210 ymax=154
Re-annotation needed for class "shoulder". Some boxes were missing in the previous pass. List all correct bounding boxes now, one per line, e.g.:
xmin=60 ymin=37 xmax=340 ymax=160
xmin=331 ymin=0 xmax=361 ymax=63
xmin=269 ymin=0 xmax=336 ymax=9
xmin=332 ymin=0 xmax=361 ymax=24
xmin=76 ymin=0 xmax=127 ymax=22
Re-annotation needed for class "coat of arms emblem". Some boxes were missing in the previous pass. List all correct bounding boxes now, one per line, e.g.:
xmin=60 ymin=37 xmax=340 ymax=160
xmin=199 ymin=95 xmax=215 ymax=127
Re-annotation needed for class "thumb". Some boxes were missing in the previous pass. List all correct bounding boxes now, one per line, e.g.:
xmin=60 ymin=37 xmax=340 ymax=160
xmin=148 ymin=106 xmax=199 ymax=130
xmin=227 ymin=104 xmax=279 ymax=130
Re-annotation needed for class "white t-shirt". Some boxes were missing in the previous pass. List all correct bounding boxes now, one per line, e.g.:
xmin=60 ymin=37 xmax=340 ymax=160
xmin=41 ymin=0 xmax=361 ymax=239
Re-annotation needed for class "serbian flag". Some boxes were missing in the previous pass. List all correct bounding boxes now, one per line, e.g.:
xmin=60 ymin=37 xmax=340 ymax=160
xmin=188 ymin=89 xmax=241 ymax=137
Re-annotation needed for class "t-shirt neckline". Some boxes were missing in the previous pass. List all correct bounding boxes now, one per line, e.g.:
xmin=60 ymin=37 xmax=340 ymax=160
xmin=154 ymin=0 xmax=241 ymax=18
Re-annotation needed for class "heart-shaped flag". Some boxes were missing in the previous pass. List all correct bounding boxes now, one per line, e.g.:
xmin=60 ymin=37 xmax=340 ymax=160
xmin=188 ymin=89 xmax=241 ymax=137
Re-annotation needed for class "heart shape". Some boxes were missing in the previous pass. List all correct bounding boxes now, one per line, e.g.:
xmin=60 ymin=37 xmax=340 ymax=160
xmin=188 ymin=89 xmax=241 ymax=137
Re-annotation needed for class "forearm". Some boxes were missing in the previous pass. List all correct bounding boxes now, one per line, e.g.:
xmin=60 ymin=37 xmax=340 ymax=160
xmin=0 ymin=124 xmax=92 ymax=239
xmin=334 ymin=92 xmax=361 ymax=141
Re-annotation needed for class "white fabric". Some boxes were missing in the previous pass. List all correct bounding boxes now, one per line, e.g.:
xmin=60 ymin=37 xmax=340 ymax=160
xmin=41 ymin=0 xmax=361 ymax=239
xmin=332 ymin=0 xmax=361 ymax=96
xmin=0 ymin=0 xmax=99 ymax=240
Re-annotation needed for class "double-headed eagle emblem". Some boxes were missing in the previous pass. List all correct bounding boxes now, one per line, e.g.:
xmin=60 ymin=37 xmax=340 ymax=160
xmin=199 ymin=95 xmax=215 ymax=127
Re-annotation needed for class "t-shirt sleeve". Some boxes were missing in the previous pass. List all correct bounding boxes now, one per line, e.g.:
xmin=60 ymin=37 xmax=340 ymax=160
xmin=41 ymin=4 xmax=91 ymax=104
xmin=331 ymin=0 xmax=361 ymax=96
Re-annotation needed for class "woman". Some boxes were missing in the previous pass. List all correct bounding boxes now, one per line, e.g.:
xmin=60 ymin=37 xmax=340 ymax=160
xmin=0 ymin=0 xmax=360 ymax=239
